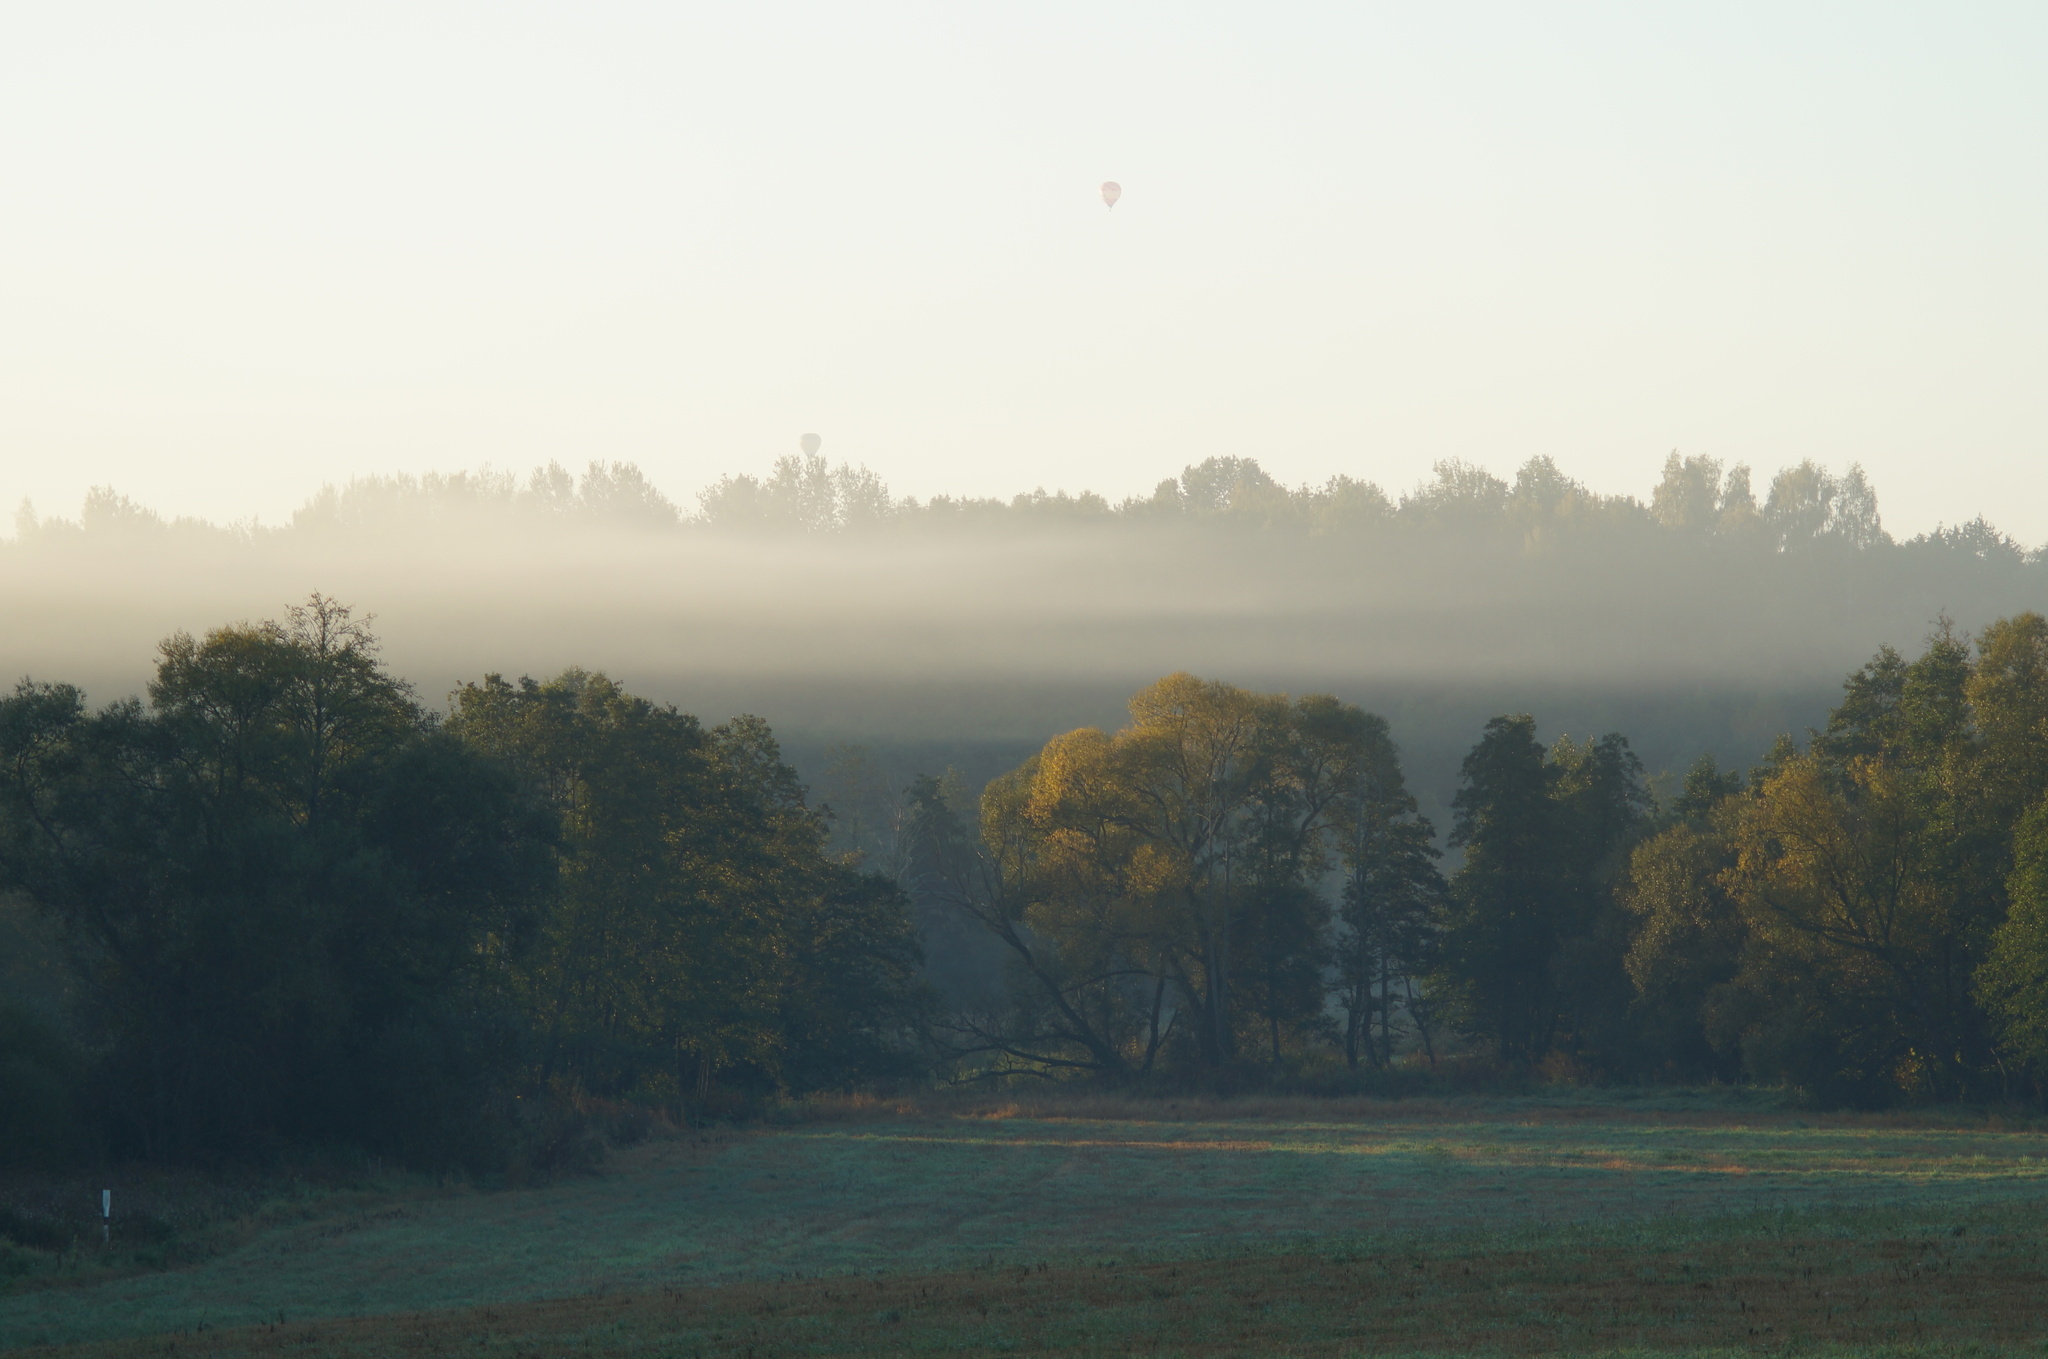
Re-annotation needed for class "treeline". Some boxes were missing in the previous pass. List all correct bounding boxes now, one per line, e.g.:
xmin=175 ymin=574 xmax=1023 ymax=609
xmin=11 ymin=452 xmax=2037 ymax=735
xmin=8 ymin=600 xmax=2048 ymax=1178
xmin=9 ymin=453 xmax=2039 ymax=562
xmin=0 ymin=599 xmax=925 ymax=1172
xmin=904 ymin=617 xmax=2048 ymax=1104
xmin=697 ymin=450 xmax=1917 ymax=554
xmin=1626 ymin=614 xmax=2048 ymax=1103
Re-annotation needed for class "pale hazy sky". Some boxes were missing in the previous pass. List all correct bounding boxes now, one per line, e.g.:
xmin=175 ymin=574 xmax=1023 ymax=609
xmin=4 ymin=3 xmax=2045 ymax=541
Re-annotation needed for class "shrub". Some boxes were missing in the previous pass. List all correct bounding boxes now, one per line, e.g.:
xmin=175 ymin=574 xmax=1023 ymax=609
xmin=0 ymin=1003 xmax=82 ymax=1169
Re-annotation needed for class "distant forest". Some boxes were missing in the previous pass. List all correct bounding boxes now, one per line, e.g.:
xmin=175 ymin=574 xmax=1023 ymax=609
xmin=10 ymin=448 xmax=2031 ymax=554
xmin=5 ymin=450 xmax=2040 ymax=838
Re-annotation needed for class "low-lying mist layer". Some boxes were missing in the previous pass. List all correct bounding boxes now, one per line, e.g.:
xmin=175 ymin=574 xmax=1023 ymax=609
xmin=5 ymin=451 xmax=2039 ymax=813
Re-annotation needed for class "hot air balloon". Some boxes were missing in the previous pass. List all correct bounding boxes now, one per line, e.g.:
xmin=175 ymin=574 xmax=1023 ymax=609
xmin=1100 ymin=181 xmax=1121 ymax=209
xmin=800 ymin=433 xmax=821 ymax=456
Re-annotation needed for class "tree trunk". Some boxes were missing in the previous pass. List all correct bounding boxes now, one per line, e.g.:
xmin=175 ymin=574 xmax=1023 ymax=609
xmin=1377 ymin=952 xmax=1392 ymax=1067
xmin=1141 ymin=972 xmax=1170 ymax=1075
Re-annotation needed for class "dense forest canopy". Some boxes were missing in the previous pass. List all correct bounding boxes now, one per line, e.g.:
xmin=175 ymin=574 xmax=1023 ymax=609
xmin=780 ymin=618 xmax=2048 ymax=1106
xmin=8 ymin=599 xmax=2048 ymax=1180
xmin=0 ymin=601 xmax=925 ymax=1170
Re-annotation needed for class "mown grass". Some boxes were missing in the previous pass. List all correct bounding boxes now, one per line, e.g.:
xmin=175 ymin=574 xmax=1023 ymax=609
xmin=21 ymin=1203 xmax=2048 ymax=1358
xmin=5 ymin=1093 xmax=2046 ymax=1356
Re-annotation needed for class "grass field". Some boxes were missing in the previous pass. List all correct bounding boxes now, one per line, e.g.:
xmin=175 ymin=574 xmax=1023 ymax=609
xmin=5 ymin=1091 xmax=2047 ymax=1356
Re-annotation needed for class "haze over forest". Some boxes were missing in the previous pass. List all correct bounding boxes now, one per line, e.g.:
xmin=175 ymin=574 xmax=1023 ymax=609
xmin=6 ymin=449 xmax=2039 ymax=832
xmin=12 ymin=14 xmax=2048 ymax=1353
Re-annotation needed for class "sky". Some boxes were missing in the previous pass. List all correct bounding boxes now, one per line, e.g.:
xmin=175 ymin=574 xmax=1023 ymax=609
xmin=3 ymin=2 xmax=2046 ymax=541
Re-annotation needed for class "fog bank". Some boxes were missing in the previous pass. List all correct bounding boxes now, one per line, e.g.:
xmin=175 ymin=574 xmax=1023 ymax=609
xmin=5 ymin=452 xmax=2039 ymax=823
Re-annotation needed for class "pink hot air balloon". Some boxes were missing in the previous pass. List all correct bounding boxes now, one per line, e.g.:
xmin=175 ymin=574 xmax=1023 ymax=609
xmin=1100 ymin=181 xmax=1121 ymax=209
xmin=800 ymin=433 xmax=821 ymax=456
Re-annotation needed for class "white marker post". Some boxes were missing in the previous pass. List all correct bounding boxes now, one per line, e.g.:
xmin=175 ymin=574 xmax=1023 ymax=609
xmin=101 ymin=1190 xmax=110 ymax=1245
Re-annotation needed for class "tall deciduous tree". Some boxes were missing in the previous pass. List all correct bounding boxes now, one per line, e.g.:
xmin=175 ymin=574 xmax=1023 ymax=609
xmin=914 ymin=674 xmax=1420 ymax=1075
xmin=1328 ymin=711 xmax=1442 ymax=1069
xmin=1625 ymin=614 xmax=2048 ymax=1104
xmin=448 ymin=672 xmax=925 ymax=1106
xmin=1619 ymin=757 xmax=1746 ymax=1080
xmin=1980 ymin=801 xmax=2048 ymax=1080
xmin=0 ymin=597 xmax=550 ymax=1163
xmin=1714 ymin=627 xmax=2005 ymax=1102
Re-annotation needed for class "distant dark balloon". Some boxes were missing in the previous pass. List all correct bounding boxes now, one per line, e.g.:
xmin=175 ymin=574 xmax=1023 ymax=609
xmin=800 ymin=433 xmax=821 ymax=456
xmin=1100 ymin=181 xmax=1121 ymax=209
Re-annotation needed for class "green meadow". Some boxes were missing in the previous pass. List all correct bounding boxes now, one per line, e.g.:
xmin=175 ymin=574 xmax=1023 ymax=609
xmin=6 ymin=1093 xmax=2048 ymax=1357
